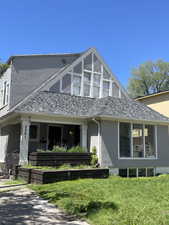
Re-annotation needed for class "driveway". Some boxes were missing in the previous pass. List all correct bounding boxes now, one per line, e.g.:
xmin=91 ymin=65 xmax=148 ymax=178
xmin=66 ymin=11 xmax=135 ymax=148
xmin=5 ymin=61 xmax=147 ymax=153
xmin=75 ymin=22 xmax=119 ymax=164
xmin=0 ymin=180 xmax=89 ymax=225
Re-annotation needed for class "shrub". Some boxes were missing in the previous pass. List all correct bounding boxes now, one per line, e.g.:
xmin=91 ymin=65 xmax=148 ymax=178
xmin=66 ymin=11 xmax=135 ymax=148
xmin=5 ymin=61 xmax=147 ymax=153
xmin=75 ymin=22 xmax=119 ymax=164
xmin=68 ymin=146 xmax=85 ymax=153
xmin=91 ymin=146 xmax=98 ymax=166
xmin=52 ymin=146 xmax=67 ymax=152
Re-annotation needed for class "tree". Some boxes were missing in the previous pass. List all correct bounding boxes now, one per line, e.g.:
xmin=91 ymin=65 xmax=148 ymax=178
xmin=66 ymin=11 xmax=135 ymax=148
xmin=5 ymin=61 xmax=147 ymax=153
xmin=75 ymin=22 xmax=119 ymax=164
xmin=128 ymin=60 xmax=169 ymax=98
xmin=0 ymin=61 xmax=9 ymax=76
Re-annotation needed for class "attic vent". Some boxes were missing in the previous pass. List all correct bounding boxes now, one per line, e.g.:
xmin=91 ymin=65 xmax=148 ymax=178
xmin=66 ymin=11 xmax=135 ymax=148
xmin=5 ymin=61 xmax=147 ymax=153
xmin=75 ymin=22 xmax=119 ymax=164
xmin=62 ymin=59 xmax=67 ymax=65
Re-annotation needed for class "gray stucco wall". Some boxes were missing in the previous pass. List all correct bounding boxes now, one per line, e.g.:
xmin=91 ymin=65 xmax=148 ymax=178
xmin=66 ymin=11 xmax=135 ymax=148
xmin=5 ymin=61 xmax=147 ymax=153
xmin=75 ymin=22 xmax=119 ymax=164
xmin=101 ymin=121 xmax=169 ymax=168
xmin=10 ymin=55 xmax=79 ymax=108
xmin=87 ymin=121 xmax=98 ymax=152
xmin=1 ymin=124 xmax=20 ymax=170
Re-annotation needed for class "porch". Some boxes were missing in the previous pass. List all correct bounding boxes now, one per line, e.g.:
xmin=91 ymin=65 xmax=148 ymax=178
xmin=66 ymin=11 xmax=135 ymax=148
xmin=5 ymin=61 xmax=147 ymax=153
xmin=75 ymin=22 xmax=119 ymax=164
xmin=0 ymin=117 xmax=88 ymax=169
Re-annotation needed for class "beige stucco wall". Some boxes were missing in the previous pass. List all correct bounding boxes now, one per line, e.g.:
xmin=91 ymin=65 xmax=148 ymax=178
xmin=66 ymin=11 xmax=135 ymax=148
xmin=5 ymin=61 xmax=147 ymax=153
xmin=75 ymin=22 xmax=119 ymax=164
xmin=138 ymin=93 xmax=169 ymax=118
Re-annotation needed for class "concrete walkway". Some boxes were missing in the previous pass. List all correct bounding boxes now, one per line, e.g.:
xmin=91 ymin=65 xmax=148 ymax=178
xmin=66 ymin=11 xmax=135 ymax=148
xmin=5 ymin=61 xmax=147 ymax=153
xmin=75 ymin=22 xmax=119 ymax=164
xmin=0 ymin=180 xmax=89 ymax=225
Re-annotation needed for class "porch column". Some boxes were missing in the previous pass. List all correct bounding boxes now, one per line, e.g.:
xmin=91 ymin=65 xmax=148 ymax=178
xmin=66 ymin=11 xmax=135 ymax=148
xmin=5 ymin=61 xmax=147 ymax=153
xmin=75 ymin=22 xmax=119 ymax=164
xmin=19 ymin=118 xmax=30 ymax=165
xmin=82 ymin=123 xmax=88 ymax=151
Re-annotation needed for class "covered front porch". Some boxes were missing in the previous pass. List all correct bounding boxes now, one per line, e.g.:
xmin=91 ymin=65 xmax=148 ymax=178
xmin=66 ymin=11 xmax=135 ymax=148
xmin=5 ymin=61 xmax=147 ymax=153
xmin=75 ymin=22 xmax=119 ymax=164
xmin=0 ymin=116 xmax=88 ymax=169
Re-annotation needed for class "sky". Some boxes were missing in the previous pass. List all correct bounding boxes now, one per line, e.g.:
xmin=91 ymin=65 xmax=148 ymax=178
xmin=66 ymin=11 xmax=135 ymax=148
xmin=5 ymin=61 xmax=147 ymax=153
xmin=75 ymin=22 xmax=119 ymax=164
xmin=1 ymin=0 xmax=169 ymax=87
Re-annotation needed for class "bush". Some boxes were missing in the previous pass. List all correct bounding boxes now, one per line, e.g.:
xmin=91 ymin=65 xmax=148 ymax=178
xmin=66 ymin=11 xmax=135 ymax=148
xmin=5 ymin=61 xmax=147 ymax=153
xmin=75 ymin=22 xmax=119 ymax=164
xmin=68 ymin=146 xmax=85 ymax=153
xmin=52 ymin=146 xmax=67 ymax=152
xmin=91 ymin=146 xmax=98 ymax=166
xmin=36 ymin=146 xmax=86 ymax=153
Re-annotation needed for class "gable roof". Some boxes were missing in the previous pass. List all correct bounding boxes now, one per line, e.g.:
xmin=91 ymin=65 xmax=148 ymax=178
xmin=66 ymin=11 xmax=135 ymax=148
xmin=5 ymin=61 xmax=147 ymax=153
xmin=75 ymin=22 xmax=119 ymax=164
xmin=9 ymin=47 xmax=129 ymax=112
xmin=15 ymin=91 xmax=169 ymax=124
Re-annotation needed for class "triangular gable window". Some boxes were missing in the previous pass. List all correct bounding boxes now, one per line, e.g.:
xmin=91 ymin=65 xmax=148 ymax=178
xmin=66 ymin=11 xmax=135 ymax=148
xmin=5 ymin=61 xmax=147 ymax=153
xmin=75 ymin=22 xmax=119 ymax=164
xmin=48 ymin=51 xmax=123 ymax=99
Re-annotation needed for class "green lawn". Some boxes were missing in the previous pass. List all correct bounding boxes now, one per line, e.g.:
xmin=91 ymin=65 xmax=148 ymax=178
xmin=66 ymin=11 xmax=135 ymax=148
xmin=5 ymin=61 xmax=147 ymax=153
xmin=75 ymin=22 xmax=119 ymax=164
xmin=29 ymin=175 xmax=169 ymax=225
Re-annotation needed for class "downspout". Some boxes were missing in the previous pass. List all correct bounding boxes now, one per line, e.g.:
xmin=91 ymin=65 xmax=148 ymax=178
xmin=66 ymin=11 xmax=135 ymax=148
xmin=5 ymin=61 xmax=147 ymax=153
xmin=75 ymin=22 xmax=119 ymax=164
xmin=92 ymin=118 xmax=102 ymax=166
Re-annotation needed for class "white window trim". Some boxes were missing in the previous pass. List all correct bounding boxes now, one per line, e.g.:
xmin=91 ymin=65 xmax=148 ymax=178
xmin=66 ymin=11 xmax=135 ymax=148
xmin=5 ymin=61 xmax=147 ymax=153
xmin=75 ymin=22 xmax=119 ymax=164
xmin=118 ymin=122 xmax=158 ymax=160
xmin=29 ymin=124 xmax=40 ymax=142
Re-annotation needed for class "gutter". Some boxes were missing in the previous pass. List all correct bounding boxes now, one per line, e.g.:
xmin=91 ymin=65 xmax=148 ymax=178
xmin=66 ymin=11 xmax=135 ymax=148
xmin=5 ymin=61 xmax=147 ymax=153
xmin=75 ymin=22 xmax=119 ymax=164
xmin=92 ymin=118 xmax=102 ymax=166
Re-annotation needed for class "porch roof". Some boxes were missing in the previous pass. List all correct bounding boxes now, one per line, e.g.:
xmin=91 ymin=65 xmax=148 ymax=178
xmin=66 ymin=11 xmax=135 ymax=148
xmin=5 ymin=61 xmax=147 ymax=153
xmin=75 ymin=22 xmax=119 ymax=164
xmin=15 ymin=91 xmax=169 ymax=124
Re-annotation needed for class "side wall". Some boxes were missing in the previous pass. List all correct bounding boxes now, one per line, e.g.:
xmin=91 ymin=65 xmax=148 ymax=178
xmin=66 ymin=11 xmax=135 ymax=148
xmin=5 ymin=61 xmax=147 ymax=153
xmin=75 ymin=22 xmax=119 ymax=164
xmin=100 ymin=120 xmax=169 ymax=169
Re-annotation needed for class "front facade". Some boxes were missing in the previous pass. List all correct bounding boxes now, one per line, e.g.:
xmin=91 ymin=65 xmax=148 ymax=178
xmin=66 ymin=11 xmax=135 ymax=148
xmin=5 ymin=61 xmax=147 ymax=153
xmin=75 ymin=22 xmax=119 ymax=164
xmin=1 ymin=48 xmax=169 ymax=176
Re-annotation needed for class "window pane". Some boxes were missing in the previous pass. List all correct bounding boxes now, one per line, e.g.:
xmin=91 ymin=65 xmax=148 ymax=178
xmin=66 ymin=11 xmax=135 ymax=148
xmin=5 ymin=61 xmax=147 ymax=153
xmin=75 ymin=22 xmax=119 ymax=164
xmin=84 ymin=72 xmax=91 ymax=84
xmin=73 ymin=75 xmax=81 ymax=96
xmin=120 ymin=123 xmax=131 ymax=157
xmin=138 ymin=168 xmax=146 ymax=177
xmin=62 ymin=74 xmax=71 ymax=94
xmin=93 ymin=74 xmax=100 ymax=87
xmin=93 ymin=54 xmax=102 ymax=73
xmin=119 ymin=169 xmax=127 ymax=177
xmin=73 ymin=62 xmax=82 ymax=74
xmin=132 ymin=124 xmax=144 ymax=158
xmin=103 ymin=81 xmax=110 ymax=97
xmin=93 ymin=86 xmax=100 ymax=98
xmin=103 ymin=68 xmax=111 ymax=79
xmin=84 ymin=54 xmax=92 ymax=71
xmin=129 ymin=168 xmax=137 ymax=177
xmin=49 ymin=80 xmax=60 ymax=93
xmin=112 ymin=82 xmax=119 ymax=98
xmin=147 ymin=168 xmax=154 ymax=177
xmin=84 ymin=84 xmax=90 ymax=96
xmin=145 ymin=125 xmax=156 ymax=158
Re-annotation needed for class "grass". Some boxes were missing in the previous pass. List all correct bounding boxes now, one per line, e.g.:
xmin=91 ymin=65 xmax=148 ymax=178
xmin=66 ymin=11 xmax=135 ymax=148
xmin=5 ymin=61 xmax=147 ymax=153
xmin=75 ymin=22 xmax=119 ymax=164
xmin=29 ymin=175 xmax=169 ymax=225
xmin=23 ymin=164 xmax=95 ymax=170
xmin=4 ymin=179 xmax=26 ymax=185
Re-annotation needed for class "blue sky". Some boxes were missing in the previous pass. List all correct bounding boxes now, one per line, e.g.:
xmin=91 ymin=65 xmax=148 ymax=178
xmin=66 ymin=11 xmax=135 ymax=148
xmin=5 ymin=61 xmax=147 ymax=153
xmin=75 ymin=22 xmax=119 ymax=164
xmin=1 ymin=0 xmax=169 ymax=87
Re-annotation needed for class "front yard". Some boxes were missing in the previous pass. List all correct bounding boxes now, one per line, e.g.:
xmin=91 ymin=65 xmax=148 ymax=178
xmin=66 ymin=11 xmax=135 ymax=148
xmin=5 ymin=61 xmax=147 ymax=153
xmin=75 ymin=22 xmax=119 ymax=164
xmin=29 ymin=175 xmax=169 ymax=225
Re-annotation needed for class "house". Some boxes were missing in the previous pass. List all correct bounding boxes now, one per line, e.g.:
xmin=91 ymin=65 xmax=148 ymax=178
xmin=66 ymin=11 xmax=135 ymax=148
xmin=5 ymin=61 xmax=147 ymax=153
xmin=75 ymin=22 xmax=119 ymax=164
xmin=1 ymin=47 xmax=169 ymax=177
xmin=136 ymin=91 xmax=169 ymax=118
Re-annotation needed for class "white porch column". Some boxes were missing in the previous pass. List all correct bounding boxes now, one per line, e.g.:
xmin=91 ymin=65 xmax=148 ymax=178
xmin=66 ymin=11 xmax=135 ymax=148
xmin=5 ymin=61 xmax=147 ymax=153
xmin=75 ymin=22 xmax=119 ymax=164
xmin=19 ymin=118 xmax=30 ymax=165
xmin=81 ymin=123 xmax=88 ymax=151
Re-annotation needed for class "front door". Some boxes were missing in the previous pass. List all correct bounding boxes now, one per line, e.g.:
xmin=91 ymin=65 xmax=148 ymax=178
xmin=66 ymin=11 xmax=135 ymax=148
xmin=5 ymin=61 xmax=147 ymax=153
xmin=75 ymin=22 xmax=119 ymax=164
xmin=48 ymin=126 xmax=62 ymax=150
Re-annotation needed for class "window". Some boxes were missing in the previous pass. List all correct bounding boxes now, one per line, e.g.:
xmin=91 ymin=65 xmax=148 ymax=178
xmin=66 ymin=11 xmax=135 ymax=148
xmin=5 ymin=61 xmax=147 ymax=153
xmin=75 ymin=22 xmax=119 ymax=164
xmin=102 ymin=81 xmax=110 ymax=97
xmin=112 ymin=82 xmax=119 ymax=97
xmin=73 ymin=75 xmax=81 ymax=96
xmin=29 ymin=125 xmax=39 ymax=141
xmin=84 ymin=72 xmax=91 ymax=97
xmin=132 ymin=124 xmax=144 ymax=158
xmin=119 ymin=122 xmax=157 ymax=159
xmin=53 ymin=52 xmax=124 ymax=99
xmin=2 ymin=81 xmax=9 ymax=106
xmin=120 ymin=123 xmax=131 ymax=157
xmin=49 ymin=80 xmax=60 ymax=93
xmin=62 ymin=74 xmax=71 ymax=94
xmin=119 ymin=168 xmax=155 ymax=177
xmin=145 ymin=125 xmax=156 ymax=158
xmin=93 ymin=74 xmax=100 ymax=98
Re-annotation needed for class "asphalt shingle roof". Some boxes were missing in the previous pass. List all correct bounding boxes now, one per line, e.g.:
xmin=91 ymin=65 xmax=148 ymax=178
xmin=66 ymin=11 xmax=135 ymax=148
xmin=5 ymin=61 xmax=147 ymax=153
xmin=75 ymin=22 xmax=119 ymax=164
xmin=15 ymin=91 xmax=169 ymax=123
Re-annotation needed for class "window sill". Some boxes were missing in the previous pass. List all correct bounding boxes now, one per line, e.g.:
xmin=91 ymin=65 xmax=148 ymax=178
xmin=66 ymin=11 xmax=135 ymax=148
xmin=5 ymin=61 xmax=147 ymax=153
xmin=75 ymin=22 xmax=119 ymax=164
xmin=118 ymin=157 xmax=158 ymax=160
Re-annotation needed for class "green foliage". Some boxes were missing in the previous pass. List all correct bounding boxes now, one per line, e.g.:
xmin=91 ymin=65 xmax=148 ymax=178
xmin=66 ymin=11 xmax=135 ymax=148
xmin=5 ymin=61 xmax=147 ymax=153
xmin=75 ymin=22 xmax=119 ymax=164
xmin=30 ymin=175 xmax=169 ymax=225
xmin=52 ymin=146 xmax=67 ymax=152
xmin=128 ymin=60 xmax=169 ymax=98
xmin=68 ymin=146 xmax=85 ymax=153
xmin=37 ymin=145 xmax=85 ymax=153
xmin=91 ymin=146 xmax=98 ymax=166
xmin=0 ymin=62 xmax=9 ymax=76
xmin=23 ymin=164 xmax=93 ymax=170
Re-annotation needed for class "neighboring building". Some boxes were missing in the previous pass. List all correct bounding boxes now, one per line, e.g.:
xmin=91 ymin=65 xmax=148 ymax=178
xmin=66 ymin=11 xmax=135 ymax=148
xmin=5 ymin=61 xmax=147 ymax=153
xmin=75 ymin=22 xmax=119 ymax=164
xmin=136 ymin=91 xmax=169 ymax=118
xmin=1 ymin=47 xmax=169 ymax=177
